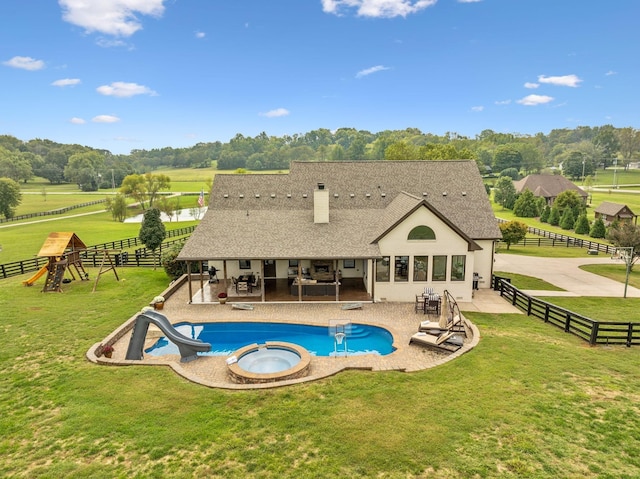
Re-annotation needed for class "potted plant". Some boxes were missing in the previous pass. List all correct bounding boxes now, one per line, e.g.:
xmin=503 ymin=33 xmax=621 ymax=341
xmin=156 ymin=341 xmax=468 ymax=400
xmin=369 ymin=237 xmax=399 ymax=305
xmin=153 ymin=295 xmax=165 ymax=310
xmin=217 ymin=292 xmax=228 ymax=304
xmin=102 ymin=344 xmax=114 ymax=359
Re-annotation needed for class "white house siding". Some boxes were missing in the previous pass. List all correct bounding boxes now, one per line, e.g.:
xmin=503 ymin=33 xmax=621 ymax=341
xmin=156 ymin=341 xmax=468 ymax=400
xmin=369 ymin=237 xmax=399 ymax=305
xmin=374 ymin=206 xmax=475 ymax=302
xmin=473 ymin=239 xmax=497 ymax=291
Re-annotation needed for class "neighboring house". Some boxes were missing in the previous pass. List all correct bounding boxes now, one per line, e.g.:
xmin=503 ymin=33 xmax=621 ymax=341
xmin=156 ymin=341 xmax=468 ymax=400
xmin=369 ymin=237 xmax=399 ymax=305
xmin=594 ymin=202 xmax=638 ymax=226
xmin=513 ymin=174 xmax=587 ymax=205
xmin=177 ymin=161 xmax=502 ymax=303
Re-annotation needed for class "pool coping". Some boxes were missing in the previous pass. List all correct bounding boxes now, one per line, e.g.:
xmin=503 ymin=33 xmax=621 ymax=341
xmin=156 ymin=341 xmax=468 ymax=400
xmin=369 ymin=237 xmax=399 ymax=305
xmin=86 ymin=279 xmax=483 ymax=390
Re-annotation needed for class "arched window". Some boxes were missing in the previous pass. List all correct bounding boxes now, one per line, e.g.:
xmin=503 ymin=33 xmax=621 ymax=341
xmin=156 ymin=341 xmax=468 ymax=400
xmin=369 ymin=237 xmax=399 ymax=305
xmin=408 ymin=225 xmax=436 ymax=240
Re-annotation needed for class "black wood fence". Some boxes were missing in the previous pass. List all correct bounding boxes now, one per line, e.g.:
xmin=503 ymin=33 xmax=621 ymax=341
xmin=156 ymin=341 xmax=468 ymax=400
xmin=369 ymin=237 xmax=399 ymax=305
xmin=493 ymin=275 xmax=639 ymax=347
xmin=0 ymin=199 xmax=108 ymax=224
xmin=496 ymin=220 xmax=617 ymax=255
xmin=0 ymin=225 xmax=196 ymax=279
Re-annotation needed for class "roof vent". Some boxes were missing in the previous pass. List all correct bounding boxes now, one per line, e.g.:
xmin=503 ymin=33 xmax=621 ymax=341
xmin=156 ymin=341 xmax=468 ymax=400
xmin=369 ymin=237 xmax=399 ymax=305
xmin=302 ymin=193 xmax=308 ymax=198
xmin=239 ymin=194 xmax=244 ymax=198
xmin=286 ymin=193 xmax=292 ymax=198
xmin=381 ymin=193 xmax=386 ymax=198
xmin=366 ymin=193 xmax=371 ymax=198
xmin=317 ymin=183 xmax=325 ymax=190
xmin=442 ymin=192 xmax=447 ymax=197
xmin=270 ymin=193 xmax=276 ymax=198
xmin=333 ymin=193 xmax=339 ymax=198
xmin=422 ymin=192 xmax=428 ymax=197
xmin=255 ymin=194 xmax=260 ymax=198
xmin=350 ymin=193 xmax=355 ymax=198
xmin=462 ymin=191 xmax=467 ymax=196
xmin=223 ymin=194 xmax=228 ymax=198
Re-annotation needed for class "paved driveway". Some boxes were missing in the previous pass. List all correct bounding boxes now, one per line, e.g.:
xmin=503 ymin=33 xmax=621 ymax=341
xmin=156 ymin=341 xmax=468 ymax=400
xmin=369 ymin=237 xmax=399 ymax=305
xmin=494 ymin=253 xmax=640 ymax=298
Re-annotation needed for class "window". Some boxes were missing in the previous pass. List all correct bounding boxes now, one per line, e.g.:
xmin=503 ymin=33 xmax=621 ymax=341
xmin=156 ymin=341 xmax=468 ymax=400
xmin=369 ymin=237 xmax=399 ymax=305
xmin=432 ymin=255 xmax=447 ymax=281
xmin=413 ymin=256 xmax=428 ymax=282
xmin=451 ymin=255 xmax=466 ymax=281
xmin=394 ymin=256 xmax=409 ymax=282
xmin=343 ymin=259 xmax=355 ymax=269
xmin=239 ymin=259 xmax=251 ymax=270
xmin=408 ymin=225 xmax=436 ymax=240
xmin=376 ymin=256 xmax=390 ymax=282
xmin=288 ymin=259 xmax=299 ymax=267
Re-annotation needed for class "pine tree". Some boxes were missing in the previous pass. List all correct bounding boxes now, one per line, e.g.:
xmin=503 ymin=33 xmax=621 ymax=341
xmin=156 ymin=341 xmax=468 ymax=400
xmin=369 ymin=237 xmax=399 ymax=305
xmin=574 ymin=214 xmax=590 ymax=235
xmin=139 ymin=208 xmax=166 ymax=269
xmin=540 ymin=205 xmax=551 ymax=223
xmin=548 ymin=206 xmax=560 ymax=226
xmin=560 ymin=208 xmax=575 ymax=230
xmin=589 ymin=217 xmax=606 ymax=239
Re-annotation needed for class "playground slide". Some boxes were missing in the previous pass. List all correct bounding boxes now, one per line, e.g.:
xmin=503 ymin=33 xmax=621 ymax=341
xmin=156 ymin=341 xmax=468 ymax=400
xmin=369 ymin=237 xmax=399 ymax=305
xmin=22 ymin=264 xmax=49 ymax=286
xmin=125 ymin=309 xmax=211 ymax=362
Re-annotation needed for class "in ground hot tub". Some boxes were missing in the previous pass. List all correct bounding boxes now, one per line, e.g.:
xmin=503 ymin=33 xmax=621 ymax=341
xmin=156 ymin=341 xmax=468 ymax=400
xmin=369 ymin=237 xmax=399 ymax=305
xmin=227 ymin=342 xmax=311 ymax=384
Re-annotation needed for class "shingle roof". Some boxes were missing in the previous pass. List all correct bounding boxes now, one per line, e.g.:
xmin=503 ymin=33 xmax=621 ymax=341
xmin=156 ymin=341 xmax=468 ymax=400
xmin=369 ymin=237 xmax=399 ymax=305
xmin=514 ymin=174 xmax=587 ymax=198
xmin=595 ymin=201 xmax=636 ymax=217
xmin=178 ymin=161 xmax=500 ymax=260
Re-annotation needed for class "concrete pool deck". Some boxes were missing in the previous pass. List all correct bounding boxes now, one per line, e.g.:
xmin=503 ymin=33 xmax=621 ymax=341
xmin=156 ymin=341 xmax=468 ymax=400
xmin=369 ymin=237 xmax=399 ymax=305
xmin=91 ymin=286 xmax=520 ymax=389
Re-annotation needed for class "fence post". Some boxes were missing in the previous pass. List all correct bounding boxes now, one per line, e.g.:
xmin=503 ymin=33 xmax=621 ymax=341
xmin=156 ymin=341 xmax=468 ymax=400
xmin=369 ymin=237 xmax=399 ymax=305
xmin=589 ymin=321 xmax=599 ymax=345
xmin=627 ymin=323 xmax=634 ymax=348
xmin=564 ymin=312 xmax=571 ymax=332
xmin=527 ymin=297 xmax=532 ymax=316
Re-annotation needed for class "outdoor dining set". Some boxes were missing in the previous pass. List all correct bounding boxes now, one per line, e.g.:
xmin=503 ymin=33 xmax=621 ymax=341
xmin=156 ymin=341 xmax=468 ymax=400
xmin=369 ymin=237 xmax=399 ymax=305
xmin=414 ymin=288 xmax=442 ymax=315
xmin=232 ymin=274 xmax=259 ymax=294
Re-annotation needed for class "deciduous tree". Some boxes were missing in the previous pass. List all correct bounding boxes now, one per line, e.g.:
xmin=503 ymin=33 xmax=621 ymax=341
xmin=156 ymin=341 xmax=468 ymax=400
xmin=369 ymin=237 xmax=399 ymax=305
xmin=499 ymin=220 xmax=527 ymax=250
xmin=513 ymin=189 xmax=539 ymax=217
xmin=493 ymin=176 xmax=517 ymax=209
xmin=0 ymin=177 xmax=22 ymax=219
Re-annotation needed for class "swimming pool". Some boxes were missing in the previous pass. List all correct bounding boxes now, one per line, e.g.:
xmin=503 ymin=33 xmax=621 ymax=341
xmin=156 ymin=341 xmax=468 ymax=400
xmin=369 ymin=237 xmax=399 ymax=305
xmin=145 ymin=321 xmax=395 ymax=357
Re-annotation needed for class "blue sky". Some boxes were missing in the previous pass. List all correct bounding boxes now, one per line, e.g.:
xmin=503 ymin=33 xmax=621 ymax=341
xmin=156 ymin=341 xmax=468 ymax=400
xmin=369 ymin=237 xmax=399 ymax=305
xmin=1 ymin=0 xmax=638 ymax=154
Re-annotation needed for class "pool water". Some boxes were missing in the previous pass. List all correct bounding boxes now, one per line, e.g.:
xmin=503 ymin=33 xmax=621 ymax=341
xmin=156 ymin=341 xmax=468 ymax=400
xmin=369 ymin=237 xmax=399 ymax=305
xmin=145 ymin=322 xmax=395 ymax=357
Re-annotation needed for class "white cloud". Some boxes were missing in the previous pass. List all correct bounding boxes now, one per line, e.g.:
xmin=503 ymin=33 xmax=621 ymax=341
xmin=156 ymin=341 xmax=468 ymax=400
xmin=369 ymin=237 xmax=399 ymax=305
xmin=322 ymin=0 xmax=437 ymax=18
xmin=3 ymin=56 xmax=45 ymax=71
xmin=524 ymin=82 xmax=539 ymax=89
xmin=471 ymin=106 xmax=484 ymax=112
xmin=517 ymin=94 xmax=554 ymax=106
xmin=59 ymin=0 xmax=165 ymax=37
xmin=70 ymin=117 xmax=86 ymax=124
xmin=537 ymin=74 xmax=582 ymax=87
xmin=259 ymin=108 xmax=290 ymax=118
xmin=195 ymin=31 xmax=206 ymax=39
xmin=356 ymin=65 xmax=390 ymax=78
xmin=92 ymin=115 xmax=121 ymax=123
xmin=605 ymin=70 xmax=617 ymax=76
xmin=495 ymin=99 xmax=511 ymax=105
xmin=52 ymin=78 xmax=81 ymax=87
xmin=97 ymin=81 xmax=157 ymax=97
xmin=96 ymin=38 xmax=130 ymax=48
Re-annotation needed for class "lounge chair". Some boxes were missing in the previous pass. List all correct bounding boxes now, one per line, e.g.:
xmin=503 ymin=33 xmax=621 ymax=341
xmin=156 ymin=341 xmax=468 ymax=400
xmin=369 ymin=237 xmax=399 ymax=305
xmin=419 ymin=314 xmax=464 ymax=334
xmin=409 ymin=331 xmax=463 ymax=353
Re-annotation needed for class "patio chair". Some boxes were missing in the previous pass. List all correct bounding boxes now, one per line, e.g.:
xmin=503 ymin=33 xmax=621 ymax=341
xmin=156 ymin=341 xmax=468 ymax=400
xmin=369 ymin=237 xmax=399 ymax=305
xmin=414 ymin=294 xmax=426 ymax=313
xmin=237 ymin=281 xmax=249 ymax=294
xmin=409 ymin=331 xmax=463 ymax=353
xmin=251 ymin=275 xmax=260 ymax=291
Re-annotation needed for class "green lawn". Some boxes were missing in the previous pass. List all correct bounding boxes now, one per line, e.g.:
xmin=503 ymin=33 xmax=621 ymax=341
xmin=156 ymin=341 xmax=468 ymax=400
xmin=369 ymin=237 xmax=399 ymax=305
xmin=0 ymin=211 xmax=198 ymax=263
xmin=493 ymin=272 xmax=564 ymax=291
xmin=1 ymin=269 xmax=640 ymax=478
